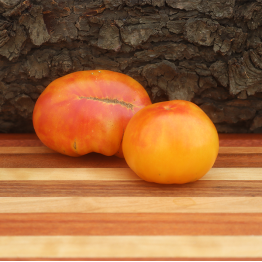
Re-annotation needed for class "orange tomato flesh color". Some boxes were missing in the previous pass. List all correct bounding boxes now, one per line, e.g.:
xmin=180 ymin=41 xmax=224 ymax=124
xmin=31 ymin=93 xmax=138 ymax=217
xmin=122 ymin=100 xmax=219 ymax=184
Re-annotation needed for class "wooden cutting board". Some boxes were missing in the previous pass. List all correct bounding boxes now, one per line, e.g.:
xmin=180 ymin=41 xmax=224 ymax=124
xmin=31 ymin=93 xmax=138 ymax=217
xmin=0 ymin=133 xmax=262 ymax=260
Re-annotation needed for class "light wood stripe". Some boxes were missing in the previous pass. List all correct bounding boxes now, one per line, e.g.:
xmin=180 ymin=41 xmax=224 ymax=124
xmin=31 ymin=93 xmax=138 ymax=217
xmin=1 ymin=213 xmax=262 ymax=236
xmin=219 ymin=147 xmax=262 ymax=154
xmin=2 ymin=146 xmax=262 ymax=154
xmin=0 ymin=168 xmax=261 ymax=181
xmin=0 ymin=197 xmax=262 ymax=213
xmin=0 ymin=147 xmax=56 ymax=154
xmin=205 ymin=168 xmax=262 ymax=180
xmin=0 ymin=168 xmax=139 ymax=180
xmin=2 ymin=258 xmax=260 ymax=261
xmin=1 ymin=236 xmax=262 ymax=258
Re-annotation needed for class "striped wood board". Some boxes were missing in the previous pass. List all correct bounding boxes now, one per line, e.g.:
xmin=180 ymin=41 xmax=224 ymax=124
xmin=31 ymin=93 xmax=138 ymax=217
xmin=1 ymin=133 xmax=262 ymax=260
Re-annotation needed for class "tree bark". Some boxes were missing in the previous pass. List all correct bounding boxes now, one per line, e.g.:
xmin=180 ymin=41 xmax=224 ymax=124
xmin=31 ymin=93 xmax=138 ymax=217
xmin=0 ymin=0 xmax=262 ymax=133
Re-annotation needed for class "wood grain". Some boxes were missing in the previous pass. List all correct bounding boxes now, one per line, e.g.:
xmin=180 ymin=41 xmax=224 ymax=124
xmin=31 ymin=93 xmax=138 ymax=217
xmin=0 ymin=153 xmax=261 ymax=168
xmin=1 ymin=153 xmax=262 ymax=168
xmin=219 ymin=147 xmax=262 ymax=154
xmin=1 ymin=133 xmax=262 ymax=260
xmin=2 ymin=146 xmax=262 ymax=154
xmin=1 ymin=213 xmax=262 ymax=236
xmin=0 ymin=147 xmax=56 ymax=154
xmin=0 ymin=168 xmax=261 ymax=180
xmin=0 ymin=197 xmax=262 ymax=213
xmin=1 ymin=235 xmax=262 ymax=258
xmin=0 ymin=134 xmax=43 ymax=147
xmin=2 ymin=133 xmax=262 ymax=147
xmin=1 ymin=258 xmax=261 ymax=261
xmin=0 ymin=168 xmax=139 ymax=180
xmin=0 ymin=153 xmax=128 ymax=168
xmin=219 ymin=134 xmax=262 ymax=147
xmin=214 ymin=154 xmax=262 ymax=167
xmin=1 ymin=180 xmax=262 ymax=197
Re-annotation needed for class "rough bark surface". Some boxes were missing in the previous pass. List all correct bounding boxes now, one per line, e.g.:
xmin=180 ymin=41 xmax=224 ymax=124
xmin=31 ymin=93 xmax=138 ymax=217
xmin=1 ymin=0 xmax=262 ymax=133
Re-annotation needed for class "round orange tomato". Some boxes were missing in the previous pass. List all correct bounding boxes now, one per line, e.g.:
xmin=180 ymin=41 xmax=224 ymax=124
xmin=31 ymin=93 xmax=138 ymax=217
xmin=122 ymin=100 xmax=219 ymax=184
xmin=33 ymin=70 xmax=152 ymax=157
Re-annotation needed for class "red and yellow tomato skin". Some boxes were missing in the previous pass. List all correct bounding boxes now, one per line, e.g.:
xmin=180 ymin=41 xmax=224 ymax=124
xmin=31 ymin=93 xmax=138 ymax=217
xmin=122 ymin=100 xmax=219 ymax=184
xmin=33 ymin=70 xmax=152 ymax=157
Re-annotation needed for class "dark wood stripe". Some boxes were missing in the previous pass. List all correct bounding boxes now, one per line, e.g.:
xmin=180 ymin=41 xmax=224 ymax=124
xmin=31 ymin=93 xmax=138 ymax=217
xmin=219 ymin=134 xmax=262 ymax=147
xmin=1 ymin=134 xmax=262 ymax=148
xmin=0 ymin=180 xmax=262 ymax=197
xmin=1 ymin=153 xmax=262 ymax=168
xmin=1 ymin=213 xmax=262 ymax=236
xmin=214 ymin=154 xmax=262 ymax=167
xmin=0 ymin=134 xmax=43 ymax=147
xmin=2 ymin=134 xmax=262 ymax=147
xmin=0 ymin=153 xmax=128 ymax=168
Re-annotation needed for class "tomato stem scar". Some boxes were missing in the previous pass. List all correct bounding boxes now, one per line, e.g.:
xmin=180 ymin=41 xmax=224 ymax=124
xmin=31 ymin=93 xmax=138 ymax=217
xmin=79 ymin=96 xmax=134 ymax=110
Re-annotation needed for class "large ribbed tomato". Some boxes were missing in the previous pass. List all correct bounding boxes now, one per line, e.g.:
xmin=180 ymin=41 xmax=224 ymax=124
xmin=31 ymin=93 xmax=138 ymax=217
xmin=33 ymin=70 xmax=152 ymax=157
xmin=122 ymin=100 xmax=219 ymax=184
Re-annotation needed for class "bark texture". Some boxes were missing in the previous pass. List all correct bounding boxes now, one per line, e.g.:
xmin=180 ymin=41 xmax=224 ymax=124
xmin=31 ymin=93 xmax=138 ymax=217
xmin=1 ymin=0 xmax=262 ymax=133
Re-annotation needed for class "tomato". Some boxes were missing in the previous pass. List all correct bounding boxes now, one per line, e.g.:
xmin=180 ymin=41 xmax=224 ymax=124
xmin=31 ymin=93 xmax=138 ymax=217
xmin=122 ymin=100 xmax=219 ymax=184
xmin=33 ymin=70 xmax=152 ymax=157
